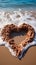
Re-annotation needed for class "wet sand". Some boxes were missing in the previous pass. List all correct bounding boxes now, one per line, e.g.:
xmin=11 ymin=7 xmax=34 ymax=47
xmin=0 ymin=46 xmax=36 ymax=65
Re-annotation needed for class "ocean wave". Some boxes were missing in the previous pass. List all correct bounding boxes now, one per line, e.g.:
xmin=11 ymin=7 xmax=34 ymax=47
xmin=0 ymin=0 xmax=36 ymax=8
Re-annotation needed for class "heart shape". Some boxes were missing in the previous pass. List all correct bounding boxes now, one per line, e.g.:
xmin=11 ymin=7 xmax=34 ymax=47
xmin=1 ymin=23 xmax=35 ymax=57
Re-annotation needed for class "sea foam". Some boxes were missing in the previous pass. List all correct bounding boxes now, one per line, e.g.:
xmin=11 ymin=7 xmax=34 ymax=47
xmin=0 ymin=9 xmax=36 ymax=59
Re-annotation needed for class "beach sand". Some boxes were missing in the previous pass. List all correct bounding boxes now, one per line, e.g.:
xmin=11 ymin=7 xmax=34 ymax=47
xmin=0 ymin=46 xmax=36 ymax=65
xmin=0 ymin=9 xmax=36 ymax=65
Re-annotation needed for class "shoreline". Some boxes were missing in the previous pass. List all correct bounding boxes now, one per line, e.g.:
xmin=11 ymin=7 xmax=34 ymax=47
xmin=0 ymin=7 xmax=36 ymax=11
xmin=0 ymin=7 xmax=36 ymax=59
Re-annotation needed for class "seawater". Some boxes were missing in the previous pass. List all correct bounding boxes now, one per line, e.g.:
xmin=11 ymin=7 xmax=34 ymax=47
xmin=0 ymin=0 xmax=36 ymax=8
xmin=0 ymin=0 xmax=36 ymax=59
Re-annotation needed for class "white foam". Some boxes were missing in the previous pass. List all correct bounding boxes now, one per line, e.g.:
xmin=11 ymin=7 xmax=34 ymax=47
xmin=0 ymin=9 xmax=36 ymax=57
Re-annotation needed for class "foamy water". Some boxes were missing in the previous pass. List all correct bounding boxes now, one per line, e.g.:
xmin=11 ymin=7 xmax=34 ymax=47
xmin=0 ymin=9 xmax=36 ymax=59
